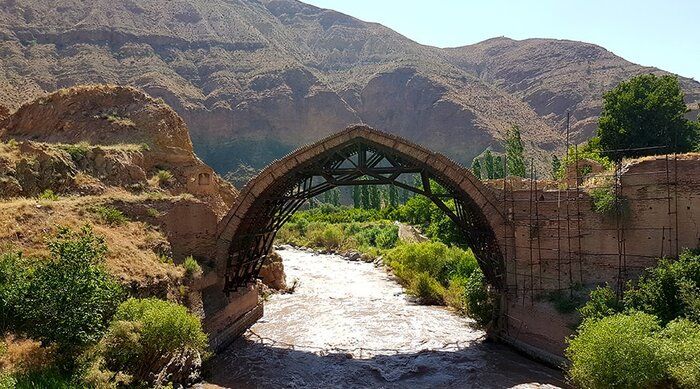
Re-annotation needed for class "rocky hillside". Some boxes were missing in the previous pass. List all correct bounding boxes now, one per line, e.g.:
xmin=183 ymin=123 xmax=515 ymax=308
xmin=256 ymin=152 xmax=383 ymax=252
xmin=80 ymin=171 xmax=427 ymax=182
xmin=0 ymin=0 xmax=698 ymax=178
xmin=0 ymin=84 xmax=237 ymax=298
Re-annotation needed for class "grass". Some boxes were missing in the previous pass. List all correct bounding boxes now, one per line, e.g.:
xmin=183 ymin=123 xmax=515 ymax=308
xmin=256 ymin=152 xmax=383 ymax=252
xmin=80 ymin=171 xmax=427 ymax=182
xmin=91 ymin=205 xmax=128 ymax=226
xmin=182 ymin=256 xmax=202 ymax=278
xmin=37 ymin=189 xmax=59 ymax=201
xmin=155 ymin=170 xmax=173 ymax=186
xmin=58 ymin=142 xmax=90 ymax=161
xmin=146 ymin=208 xmax=160 ymax=217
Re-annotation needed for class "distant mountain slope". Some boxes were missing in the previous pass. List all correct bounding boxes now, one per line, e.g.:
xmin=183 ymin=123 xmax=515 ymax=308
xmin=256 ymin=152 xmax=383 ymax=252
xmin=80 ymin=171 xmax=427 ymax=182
xmin=0 ymin=0 xmax=697 ymax=178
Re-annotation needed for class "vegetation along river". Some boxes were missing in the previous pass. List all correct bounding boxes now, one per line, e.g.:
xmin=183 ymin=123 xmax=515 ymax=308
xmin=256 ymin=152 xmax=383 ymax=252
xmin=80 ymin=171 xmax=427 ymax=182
xmin=206 ymin=247 xmax=566 ymax=388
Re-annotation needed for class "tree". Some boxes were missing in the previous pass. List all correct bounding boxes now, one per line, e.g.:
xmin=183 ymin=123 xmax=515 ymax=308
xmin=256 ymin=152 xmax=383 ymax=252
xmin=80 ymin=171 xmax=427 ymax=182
xmin=388 ymin=185 xmax=398 ymax=208
xmin=17 ymin=226 xmax=124 ymax=364
xmin=551 ymin=155 xmax=561 ymax=179
xmin=369 ymin=185 xmax=381 ymax=210
xmin=506 ymin=125 xmax=526 ymax=177
xmin=493 ymin=156 xmax=505 ymax=179
xmin=471 ymin=158 xmax=482 ymax=179
xmin=483 ymin=150 xmax=495 ymax=179
xmin=361 ymin=185 xmax=370 ymax=209
xmin=352 ymin=186 xmax=361 ymax=208
xmin=597 ymin=74 xmax=699 ymax=159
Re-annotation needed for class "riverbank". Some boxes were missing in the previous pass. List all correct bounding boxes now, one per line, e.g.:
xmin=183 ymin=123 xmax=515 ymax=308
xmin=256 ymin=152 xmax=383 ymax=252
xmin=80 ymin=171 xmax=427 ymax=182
xmin=205 ymin=248 xmax=566 ymax=388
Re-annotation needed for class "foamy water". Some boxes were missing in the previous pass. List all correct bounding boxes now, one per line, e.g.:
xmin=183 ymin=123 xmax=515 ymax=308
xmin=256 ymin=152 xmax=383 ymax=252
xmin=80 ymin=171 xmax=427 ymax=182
xmin=206 ymin=248 xmax=567 ymax=388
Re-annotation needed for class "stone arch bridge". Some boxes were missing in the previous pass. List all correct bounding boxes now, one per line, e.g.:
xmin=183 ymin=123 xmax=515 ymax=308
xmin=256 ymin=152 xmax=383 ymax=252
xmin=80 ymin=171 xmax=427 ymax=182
xmin=215 ymin=125 xmax=509 ymax=293
xmin=201 ymin=124 xmax=700 ymax=363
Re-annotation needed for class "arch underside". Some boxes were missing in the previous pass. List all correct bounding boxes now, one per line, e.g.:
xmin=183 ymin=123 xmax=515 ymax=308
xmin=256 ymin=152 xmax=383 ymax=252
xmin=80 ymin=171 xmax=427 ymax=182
xmin=221 ymin=133 xmax=506 ymax=294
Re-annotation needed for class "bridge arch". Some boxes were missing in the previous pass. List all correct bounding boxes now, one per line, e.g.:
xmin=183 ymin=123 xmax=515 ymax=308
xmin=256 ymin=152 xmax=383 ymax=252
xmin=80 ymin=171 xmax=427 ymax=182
xmin=216 ymin=125 xmax=508 ymax=293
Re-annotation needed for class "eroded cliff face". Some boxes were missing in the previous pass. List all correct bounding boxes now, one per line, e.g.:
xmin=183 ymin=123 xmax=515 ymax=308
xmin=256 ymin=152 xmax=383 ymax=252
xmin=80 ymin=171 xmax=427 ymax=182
xmin=0 ymin=84 xmax=238 ymax=305
xmin=0 ymin=84 xmax=237 ymax=216
xmin=0 ymin=0 xmax=698 ymax=177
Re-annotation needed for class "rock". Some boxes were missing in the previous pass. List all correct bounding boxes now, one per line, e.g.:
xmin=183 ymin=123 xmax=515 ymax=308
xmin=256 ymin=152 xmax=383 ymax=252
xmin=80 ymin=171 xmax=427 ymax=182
xmin=360 ymin=253 xmax=374 ymax=263
xmin=258 ymin=251 xmax=287 ymax=290
xmin=0 ymin=85 xmax=238 ymax=216
xmin=152 ymin=348 xmax=202 ymax=387
xmin=346 ymin=251 xmax=361 ymax=261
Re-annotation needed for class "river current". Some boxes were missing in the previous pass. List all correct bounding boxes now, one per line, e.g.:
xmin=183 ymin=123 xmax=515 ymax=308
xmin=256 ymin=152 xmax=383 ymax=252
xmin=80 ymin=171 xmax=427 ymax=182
xmin=206 ymin=247 xmax=567 ymax=388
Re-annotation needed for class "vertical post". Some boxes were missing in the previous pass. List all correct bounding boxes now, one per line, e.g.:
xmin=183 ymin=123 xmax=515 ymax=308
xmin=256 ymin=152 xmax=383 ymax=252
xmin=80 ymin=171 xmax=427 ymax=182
xmin=528 ymin=159 xmax=535 ymax=304
xmin=565 ymin=112 xmax=574 ymax=294
xmin=535 ymin=165 xmax=543 ymax=291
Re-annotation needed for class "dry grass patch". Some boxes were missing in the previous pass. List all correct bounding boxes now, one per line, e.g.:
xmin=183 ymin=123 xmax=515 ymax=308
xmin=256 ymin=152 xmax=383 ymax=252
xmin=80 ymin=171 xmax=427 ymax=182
xmin=0 ymin=190 xmax=187 ymax=291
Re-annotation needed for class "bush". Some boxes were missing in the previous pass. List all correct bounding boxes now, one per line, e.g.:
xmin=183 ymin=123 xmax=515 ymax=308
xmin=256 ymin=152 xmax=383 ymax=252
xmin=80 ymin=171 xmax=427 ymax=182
xmin=375 ymin=225 xmax=398 ymax=249
xmin=0 ymin=252 xmax=30 ymax=332
xmin=660 ymin=319 xmax=700 ymax=388
xmin=461 ymin=269 xmax=494 ymax=326
xmin=11 ymin=367 xmax=78 ymax=389
xmin=579 ymin=285 xmax=623 ymax=321
xmin=624 ymin=250 xmax=700 ymax=325
xmin=103 ymin=298 xmax=207 ymax=384
xmin=182 ymin=256 xmax=202 ymax=278
xmin=0 ymin=373 xmax=16 ymax=389
xmin=37 ymin=189 xmax=59 ymax=201
xmin=590 ymin=186 xmax=628 ymax=218
xmin=16 ymin=226 xmax=124 ymax=362
xmin=92 ymin=206 xmax=128 ymax=226
xmin=384 ymin=242 xmax=477 ymax=285
xmin=59 ymin=142 xmax=90 ymax=161
xmin=409 ymin=272 xmax=445 ymax=305
xmin=566 ymin=312 xmax=667 ymax=388
xmin=155 ymin=170 xmax=173 ymax=186
xmin=307 ymin=223 xmax=344 ymax=249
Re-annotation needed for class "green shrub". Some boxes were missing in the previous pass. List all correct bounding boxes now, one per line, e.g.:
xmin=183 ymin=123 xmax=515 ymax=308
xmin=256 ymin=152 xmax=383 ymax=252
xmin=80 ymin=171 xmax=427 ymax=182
xmin=37 ymin=189 xmax=59 ymax=201
xmin=16 ymin=226 xmax=124 ymax=362
xmin=590 ymin=186 xmax=628 ymax=218
xmin=103 ymin=298 xmax=207 ymax=383
xmin=375 ymin=225 xmax=398 ymax=249
xmin=92 ymin=206 xmax=128 ymax=226
xmin=182 ymin=256 xmax=202 ymax=278
xmin=307 ymin=223 xmax=344 ymax=249
xmin=155 ymin=170 xmax=173 ymax=186
xmin=0 ymin=252 xmax=30 ymax=332
xmin=59 ymin=142 xmax=90 ymax=161
xmin=139 ymin=143 xmax=151 ymax=152
xmin=5 ymin=139 xmax=18 ymax=149
xmin=409 ymin=272 xmax=445 ymax=305
xmin=462 ymin=269 xmax=494 ymax=326
xmin=11 ymin=367 xmax=78 ymax=389
xmin=384 ymin=242 xmax=477 ymax=285
xmin=542 ymin=286 xmax=587 ymax=314
xmin=579 ymin=285 xmax=623 ymax=321
xmin=566 ymin=312 xmax=667 ymax=389
xmin=146 ymin=207 xmax=159 ymax=218
xmin=660 ymin=319 xmax=700 ymax=388
xmin=624 ymin=250 xmax=700 ymax=325
xmin=0 ymin=373 xmax=16 ymax=389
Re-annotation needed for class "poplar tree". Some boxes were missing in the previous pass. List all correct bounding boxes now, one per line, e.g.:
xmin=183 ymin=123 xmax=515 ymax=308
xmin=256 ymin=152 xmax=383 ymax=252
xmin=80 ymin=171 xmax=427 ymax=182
xmin=551 ymin=155 xmax=561 ymax=179
xmin=483 ymin=150 xmax=495 ymax=179
xmin=506 ymin=125 xmax=526 ymax=177
xmin=472 ymin=158 xmax=482 ymax=179
xmin=493 ymin=156 xmax=505 ymax=179
xmin=388 ymin=185 xmax=398 ymax=207
xmin=361 ymin=185 xmax=370 ymax=209
xmin=352 ymin=186 xmax=361 ymax=208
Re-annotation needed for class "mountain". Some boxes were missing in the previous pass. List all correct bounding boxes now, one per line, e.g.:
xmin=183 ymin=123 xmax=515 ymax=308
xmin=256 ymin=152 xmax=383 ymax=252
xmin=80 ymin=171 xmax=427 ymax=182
xmin=0 ymin=0 xmax=698 ymax=179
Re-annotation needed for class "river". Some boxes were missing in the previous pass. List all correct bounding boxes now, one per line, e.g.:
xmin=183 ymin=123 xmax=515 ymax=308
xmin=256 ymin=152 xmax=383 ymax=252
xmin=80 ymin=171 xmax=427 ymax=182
xmin=206 ymin=247 xmax=567 ymax=388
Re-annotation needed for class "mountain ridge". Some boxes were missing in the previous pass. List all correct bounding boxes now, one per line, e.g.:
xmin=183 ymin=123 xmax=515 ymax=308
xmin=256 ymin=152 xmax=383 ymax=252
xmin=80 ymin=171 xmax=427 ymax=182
xmin=0 ymin=0 xmax=697 ymax=179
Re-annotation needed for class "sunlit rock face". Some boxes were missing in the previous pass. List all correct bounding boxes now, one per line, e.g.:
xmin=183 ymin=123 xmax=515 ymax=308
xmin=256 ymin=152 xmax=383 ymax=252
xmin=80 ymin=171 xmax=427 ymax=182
xmin=2 ymin=1 xmax=698 ymax=177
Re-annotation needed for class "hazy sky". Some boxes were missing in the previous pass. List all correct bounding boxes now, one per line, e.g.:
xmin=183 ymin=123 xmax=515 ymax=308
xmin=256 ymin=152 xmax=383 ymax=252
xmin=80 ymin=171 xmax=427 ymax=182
xmin=303 ymin=0 xmax=699 ymax=81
